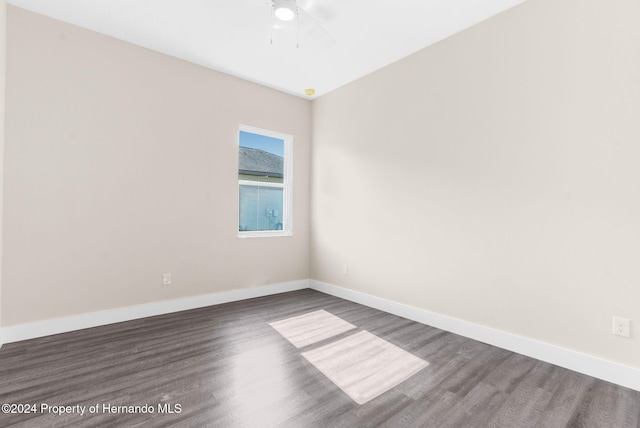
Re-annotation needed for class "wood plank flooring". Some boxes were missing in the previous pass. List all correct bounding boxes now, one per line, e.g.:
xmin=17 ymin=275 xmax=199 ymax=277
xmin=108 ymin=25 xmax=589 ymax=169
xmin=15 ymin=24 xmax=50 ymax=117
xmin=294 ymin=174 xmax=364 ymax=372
xmin=1 ymin=289 xmax=638 ymax=427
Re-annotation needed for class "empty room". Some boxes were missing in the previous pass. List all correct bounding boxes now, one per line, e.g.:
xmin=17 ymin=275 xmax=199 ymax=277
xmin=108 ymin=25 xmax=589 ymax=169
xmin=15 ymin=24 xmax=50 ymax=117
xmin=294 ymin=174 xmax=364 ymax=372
xmin=1 ymin=0 xmax=639 ymax=426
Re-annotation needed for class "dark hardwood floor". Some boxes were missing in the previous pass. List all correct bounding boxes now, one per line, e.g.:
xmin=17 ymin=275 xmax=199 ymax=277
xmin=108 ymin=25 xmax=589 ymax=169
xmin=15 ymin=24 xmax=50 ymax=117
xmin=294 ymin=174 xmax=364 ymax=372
xmin=1 ymin=289 xmax=639 ymax=427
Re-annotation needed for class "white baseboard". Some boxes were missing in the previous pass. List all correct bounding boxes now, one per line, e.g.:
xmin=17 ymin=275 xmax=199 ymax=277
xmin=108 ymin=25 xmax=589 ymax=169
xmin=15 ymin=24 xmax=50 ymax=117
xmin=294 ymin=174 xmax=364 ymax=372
xmin=1 ymin=279 xmax=309 ymax=344
xmin=309 ymin=280 xmax=640 ymax=392
xmin=2 ymin=278 xmax=638 ymax=392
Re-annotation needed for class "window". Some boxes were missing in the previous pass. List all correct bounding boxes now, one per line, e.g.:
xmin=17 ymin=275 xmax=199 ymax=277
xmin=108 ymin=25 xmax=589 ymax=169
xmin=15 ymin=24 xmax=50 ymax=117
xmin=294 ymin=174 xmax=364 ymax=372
xmin=238 ymin=125 xmax=292 ymax=237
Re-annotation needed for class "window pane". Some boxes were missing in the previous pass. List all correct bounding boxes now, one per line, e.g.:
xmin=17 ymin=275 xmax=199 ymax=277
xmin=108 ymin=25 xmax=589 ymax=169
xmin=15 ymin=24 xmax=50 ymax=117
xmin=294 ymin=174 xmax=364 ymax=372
xmin=239 ymin=131 xmax=284 ymax=184
xmin=239 ymin=185 xmax=284 ymax=231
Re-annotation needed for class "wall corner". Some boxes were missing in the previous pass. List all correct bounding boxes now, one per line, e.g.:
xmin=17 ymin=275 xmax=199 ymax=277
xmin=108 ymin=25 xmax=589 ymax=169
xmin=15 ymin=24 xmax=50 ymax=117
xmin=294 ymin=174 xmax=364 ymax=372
xmin=0 ymin=0 xmax=8 ymax=349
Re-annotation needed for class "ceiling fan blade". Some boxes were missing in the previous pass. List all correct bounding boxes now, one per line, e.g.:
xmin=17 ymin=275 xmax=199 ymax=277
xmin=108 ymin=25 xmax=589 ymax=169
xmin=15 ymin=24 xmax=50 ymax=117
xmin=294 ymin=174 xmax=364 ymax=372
xmin=297 ymin=7 xmax=336 ymax=50
xmin=297 ymin=0 xmax=336 ymax=22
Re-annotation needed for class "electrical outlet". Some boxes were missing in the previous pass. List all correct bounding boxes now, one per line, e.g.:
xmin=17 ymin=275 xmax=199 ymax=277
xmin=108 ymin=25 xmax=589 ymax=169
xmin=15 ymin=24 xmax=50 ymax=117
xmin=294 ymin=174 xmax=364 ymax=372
xmin=162 ymin=273 xmax=171 ymax=286
xmin=612 ymin=316 xmax=630 ymax=338
xmin=342 ymin=265 xmax=349 ymax=275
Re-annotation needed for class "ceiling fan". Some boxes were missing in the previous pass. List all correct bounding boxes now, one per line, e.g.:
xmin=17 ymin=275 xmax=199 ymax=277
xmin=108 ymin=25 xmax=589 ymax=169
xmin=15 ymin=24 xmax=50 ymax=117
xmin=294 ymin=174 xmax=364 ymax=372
xmin=269 ymin=0 xmax=336 ymax=50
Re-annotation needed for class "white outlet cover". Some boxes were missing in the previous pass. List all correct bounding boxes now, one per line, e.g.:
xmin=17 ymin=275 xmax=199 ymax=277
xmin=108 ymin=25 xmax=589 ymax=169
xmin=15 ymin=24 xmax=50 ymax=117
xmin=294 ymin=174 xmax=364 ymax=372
xmin=612 ymin=317 xmax=630 ymax=338
xmin=162 ymin=273 xmax=171 ymax=286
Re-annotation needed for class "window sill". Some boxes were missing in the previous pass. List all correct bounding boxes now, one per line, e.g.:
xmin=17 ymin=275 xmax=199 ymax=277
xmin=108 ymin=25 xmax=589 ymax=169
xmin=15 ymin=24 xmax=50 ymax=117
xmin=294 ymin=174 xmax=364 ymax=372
xmin=238 ymin=230 xmax=292 ymax=238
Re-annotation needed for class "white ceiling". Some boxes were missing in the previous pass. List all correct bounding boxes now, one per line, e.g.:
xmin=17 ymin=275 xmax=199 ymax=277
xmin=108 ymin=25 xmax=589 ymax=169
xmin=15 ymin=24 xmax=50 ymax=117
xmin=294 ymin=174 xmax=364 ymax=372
xmin=8 ymin=0 xmax=526 ymax=99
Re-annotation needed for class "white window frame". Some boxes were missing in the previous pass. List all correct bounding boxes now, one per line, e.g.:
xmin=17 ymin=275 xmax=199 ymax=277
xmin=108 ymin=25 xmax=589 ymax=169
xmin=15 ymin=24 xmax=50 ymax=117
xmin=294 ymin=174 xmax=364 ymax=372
xmin=238 ymin=124 xmax=293 ymax=238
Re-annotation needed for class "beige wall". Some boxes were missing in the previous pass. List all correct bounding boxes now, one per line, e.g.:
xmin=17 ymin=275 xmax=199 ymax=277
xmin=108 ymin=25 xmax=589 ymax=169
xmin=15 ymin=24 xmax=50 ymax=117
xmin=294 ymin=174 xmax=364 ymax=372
xmin=4 ymin=0 xmax=639 ymax=372
xmin=311 ymin=0 xmax=640 ymax=368
xmin=0 ymin=1 xmax=6 ymax=344
xmin=3 ymin=7 xmax=311 ymax=326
